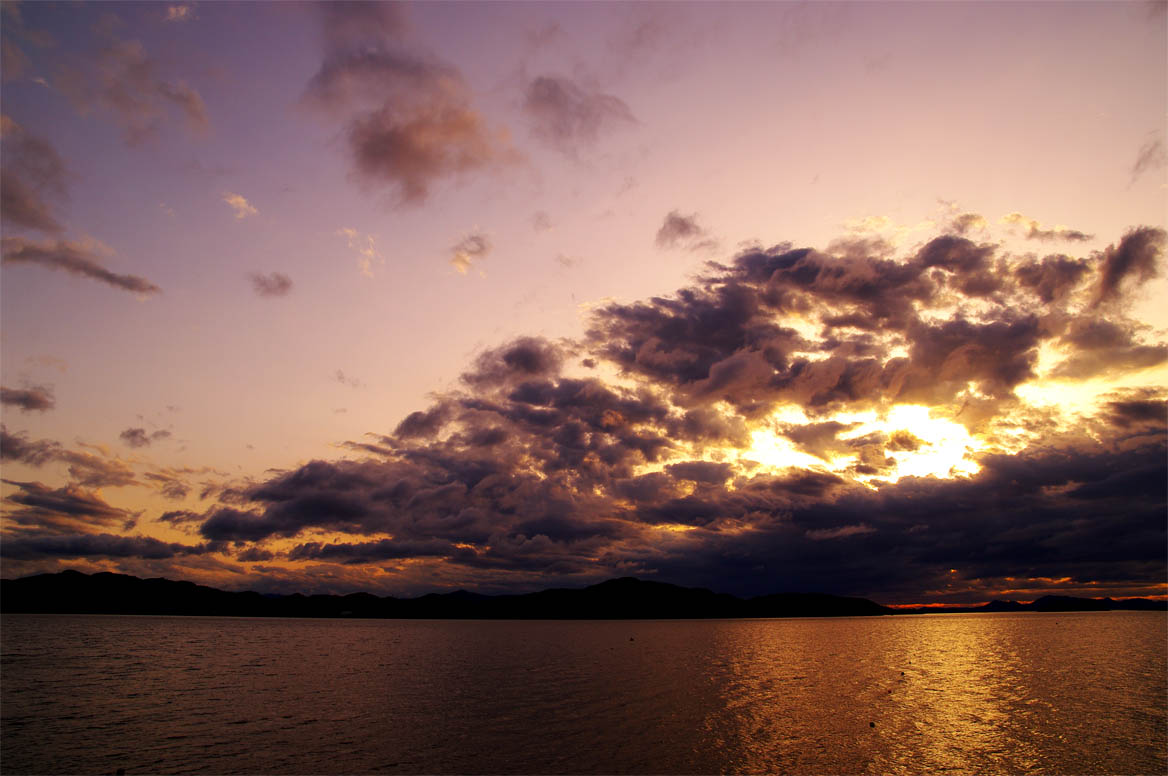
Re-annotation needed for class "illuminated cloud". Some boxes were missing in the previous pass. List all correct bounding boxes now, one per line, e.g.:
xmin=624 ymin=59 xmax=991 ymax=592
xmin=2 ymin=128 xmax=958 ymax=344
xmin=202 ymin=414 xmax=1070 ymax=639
xmin=1001 ymin=212 xmax=1093 ymax=242
xmin=249 ymin=272 xmax=292 ymax=297
xmin=450 ymin=231 xmax=491 ymax=274
xmin=0 ymin=115 xmax=68 ymax=234
xmin=151 ymin=222 xmax=1165 ymax=600
xmin=165 ymin=5 xmax=194 ymax=23
xmin=523 ymin=75 xmax=635 ymax=156
xmin=337 ymin=227 xmax=383 ymax=277
xmin=1 ymin=385 xmax=55 ymax=412
xmin=2 ymin=237 xmax=161 ymax=295
xmin=223 ymin=192 xmax=257 ymax=220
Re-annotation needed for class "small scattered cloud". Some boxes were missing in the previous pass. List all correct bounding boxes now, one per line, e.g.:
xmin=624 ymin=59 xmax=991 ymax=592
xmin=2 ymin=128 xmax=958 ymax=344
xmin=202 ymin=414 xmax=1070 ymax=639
xmin=523 ymin=75 xmax=635 ymax=156
xmin=1001 ymin=212 xmax=1093 ymax=242
xmin=450 ymin=231 xmax=491 ymax=274
xmin=1130 ymin=135 xmax=1167 ymax=184
xmin=120 ymin=427 xmax=172 ymax=448
xmin=531 ymin=211 xmax=552 ymax=232
xmin=165 ymin=5 xmax=195 ymax=23
xmin=2 ymin=237 xmax=161 ymax=295
xmin=223 ymin=192 xmax=257 ymax=220
xmin=335 ymin=370 xmax=362 ymax=389
xmin=655 ymin=210 xmax=716 ymax=251
xmin=337 ymin=227 xmax=384 ymax=277
xmin=249 ymin=272 xmax=292 ymax=297
xmin=1 ymin=385 xmax=55 ymax=412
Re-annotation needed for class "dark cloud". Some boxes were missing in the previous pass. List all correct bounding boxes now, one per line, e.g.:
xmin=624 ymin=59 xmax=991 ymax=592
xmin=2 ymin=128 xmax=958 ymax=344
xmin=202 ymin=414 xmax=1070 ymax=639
xmin=1094 ymin=226 xmax=1164 ymax=306
xmin=655 ymin=210 xmax=715 ymax=251
xmin=33 ymin=220 xmax=1155 ymax=602
xmin=2 ymin=479 xmax=132 ymax=535
xmin=120 ymin=427 xmax=171 ymax=448
xmin=0 ymin=532 xmax=208 ymax=560
xmin=1 ymin=384 xmax=55 ymax=412
xmin=249 ymin=272 xmax=293 ymax=297
xmin=1130 ymin=136 xmax=1166 ymax=184
xmin=523 ymin=75 xmax=635 ymax=155
xmin=0 ymin=115 xmax=68 ymax=234
xmin=1 ymin=426 xmax=61 ymax=465
xmin=2 ymin=237 xmax=161 ymax=295
xmin=304 ymin=6 xmax=513 ymax=204
xmin=57 ymin=36 xmax=208 ymax=144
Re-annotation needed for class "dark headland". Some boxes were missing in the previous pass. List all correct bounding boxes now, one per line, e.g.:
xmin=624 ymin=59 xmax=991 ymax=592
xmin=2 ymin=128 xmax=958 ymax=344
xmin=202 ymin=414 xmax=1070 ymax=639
xmin=2 ymin=571 xmax=1163 ymax=619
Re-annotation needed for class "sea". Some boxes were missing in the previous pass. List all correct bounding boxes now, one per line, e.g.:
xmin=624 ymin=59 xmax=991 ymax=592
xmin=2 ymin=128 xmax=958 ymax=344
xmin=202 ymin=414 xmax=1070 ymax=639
xmin=2 ymin=611 xmax=1164 ymax=775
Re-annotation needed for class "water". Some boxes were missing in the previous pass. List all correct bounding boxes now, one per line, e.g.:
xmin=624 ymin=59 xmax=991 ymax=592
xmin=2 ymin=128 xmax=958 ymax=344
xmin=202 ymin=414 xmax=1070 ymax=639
xmin=2 ymin=612 xmax=1164 ymax=775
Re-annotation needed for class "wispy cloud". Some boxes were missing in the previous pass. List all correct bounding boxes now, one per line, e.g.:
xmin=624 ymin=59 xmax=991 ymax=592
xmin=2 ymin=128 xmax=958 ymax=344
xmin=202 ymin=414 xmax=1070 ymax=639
xmin=249 ymin=272 xmax=292 ymax=297
xmin=2 ymin=237 xmax=161 ymax=295
xmin=223 ymin=192 xmax=257 ymax=220
xmin=337 ymin=228 xmax=383 ymax=277
xmin=450 ymin=232 xmax=490 ymax=274
xmin=523 ymin=75 xmax=635 ymax=157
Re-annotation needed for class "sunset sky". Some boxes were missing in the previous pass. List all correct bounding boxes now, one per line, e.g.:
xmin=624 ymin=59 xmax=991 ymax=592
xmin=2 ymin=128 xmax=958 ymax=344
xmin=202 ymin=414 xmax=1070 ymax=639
xmin=2 ymin=0 xmax=1165 ymax=605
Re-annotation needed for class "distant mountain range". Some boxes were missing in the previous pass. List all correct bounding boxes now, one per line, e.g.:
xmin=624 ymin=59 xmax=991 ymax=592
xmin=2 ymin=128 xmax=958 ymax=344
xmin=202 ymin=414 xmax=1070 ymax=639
xmin=1 ymin=571 xmax=1164 ymax=619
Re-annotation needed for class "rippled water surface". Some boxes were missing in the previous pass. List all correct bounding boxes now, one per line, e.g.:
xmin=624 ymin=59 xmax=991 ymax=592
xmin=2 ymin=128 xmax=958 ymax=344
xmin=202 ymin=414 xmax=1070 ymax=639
xmin=2 ymin=612 xmax=1165 ymax=774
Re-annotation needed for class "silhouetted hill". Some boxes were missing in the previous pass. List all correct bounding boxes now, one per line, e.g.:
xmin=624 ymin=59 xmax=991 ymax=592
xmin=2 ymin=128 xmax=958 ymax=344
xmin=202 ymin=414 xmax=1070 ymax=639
xmin=1 ymin=571 xmax=892 ymax=619
xmin=3 ymin=572 xmax=1162 ymax=619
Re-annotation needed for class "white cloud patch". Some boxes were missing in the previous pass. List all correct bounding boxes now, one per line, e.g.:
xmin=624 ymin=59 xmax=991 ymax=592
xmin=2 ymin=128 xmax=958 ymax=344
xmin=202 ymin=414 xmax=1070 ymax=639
xmin=337 ymin=228 xmax=384 ymax=278
xmin=222 ymin=192 xmax=257 ymax=220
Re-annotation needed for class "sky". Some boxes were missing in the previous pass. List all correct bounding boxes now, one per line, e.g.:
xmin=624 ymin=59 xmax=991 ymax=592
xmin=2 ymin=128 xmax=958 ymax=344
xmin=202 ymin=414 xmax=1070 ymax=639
xmin=1 ymin=1 xmax=1166 ymax=605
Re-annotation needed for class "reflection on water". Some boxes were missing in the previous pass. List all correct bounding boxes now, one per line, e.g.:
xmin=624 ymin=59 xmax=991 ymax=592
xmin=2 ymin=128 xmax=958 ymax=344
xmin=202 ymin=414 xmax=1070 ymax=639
xmin=2 ymin=612 xmax=1164 ymax=774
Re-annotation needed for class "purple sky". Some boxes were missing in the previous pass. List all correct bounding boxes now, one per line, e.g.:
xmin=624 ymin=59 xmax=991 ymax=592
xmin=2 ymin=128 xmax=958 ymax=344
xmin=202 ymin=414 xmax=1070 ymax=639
xmin=2 ymin=1 xmax=1165 ymax=603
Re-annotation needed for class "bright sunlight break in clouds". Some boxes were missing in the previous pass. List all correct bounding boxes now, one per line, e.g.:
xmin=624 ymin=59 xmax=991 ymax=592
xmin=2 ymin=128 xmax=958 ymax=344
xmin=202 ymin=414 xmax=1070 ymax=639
xmin=1 ymin=1 xmax=1165 ymax=606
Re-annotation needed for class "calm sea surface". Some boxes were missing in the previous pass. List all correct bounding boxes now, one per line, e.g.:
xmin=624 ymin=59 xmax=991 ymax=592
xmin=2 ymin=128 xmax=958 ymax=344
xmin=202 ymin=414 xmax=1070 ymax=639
xmin=2 ymin=612 xmax=1164 ymax=775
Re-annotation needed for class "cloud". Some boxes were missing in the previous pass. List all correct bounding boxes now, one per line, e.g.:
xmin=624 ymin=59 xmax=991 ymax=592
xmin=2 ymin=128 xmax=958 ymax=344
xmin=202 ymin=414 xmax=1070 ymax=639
xmin=655 ymin=210 xmax=715 ymax=251
xmin=304 ymin=5 xmax=514 ymax=204
xmin=1001 ymin=212 xmax=1093 ymax=242
xmin=249 ymin=272 xmax=292 ymax=297
xmin=120 ymin=427 xmax=172 ymax=448
xmin=58 ymin=36 xmax=208 ymax=144
xmin=337 ymin=227 xmax=383 ymax=277
xmin=523 ymin=75 xmax=635 ymax=156
xmin=1 ymin=385 xmax=55 ymax=412
xmin=450 ymin=232 xmax=491 ymax=274
xmin=335 ymin=370 xmax=362 ymax=389
xmin=0 ymin=115 xmax=68 ymax=234
xmin=531 ymin=211 xmax=552 ymax=232
xmin=165 ymin=5 xmax=194 ymax=23
xmin=10 ymin=218 xmax=1156 ymax=602
xmin=1 ymin=426 xmax=61 ymax=464
xmin=223 ymin=192 xmax=257 ymax=220
xmin=1094 ymin=226 xmax=1165 ymax=306
xmin=1130 ymin=135 xmax=1166 ymax=184
xmin=2 ymin=237 xmax=161 ymax=295
xmin=0 ymin=532 xmax=208 ymax=560
xmin=2 ymin=479 xmax=132 ymax=535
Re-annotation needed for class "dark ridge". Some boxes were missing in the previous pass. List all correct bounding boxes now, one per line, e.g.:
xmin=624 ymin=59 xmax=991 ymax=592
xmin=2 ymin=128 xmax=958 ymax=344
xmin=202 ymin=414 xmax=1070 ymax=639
xmin=2 ymin=572 xmax=1163 ymax=619
xmin=0 ymin=571 xmax=891 ymax=619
